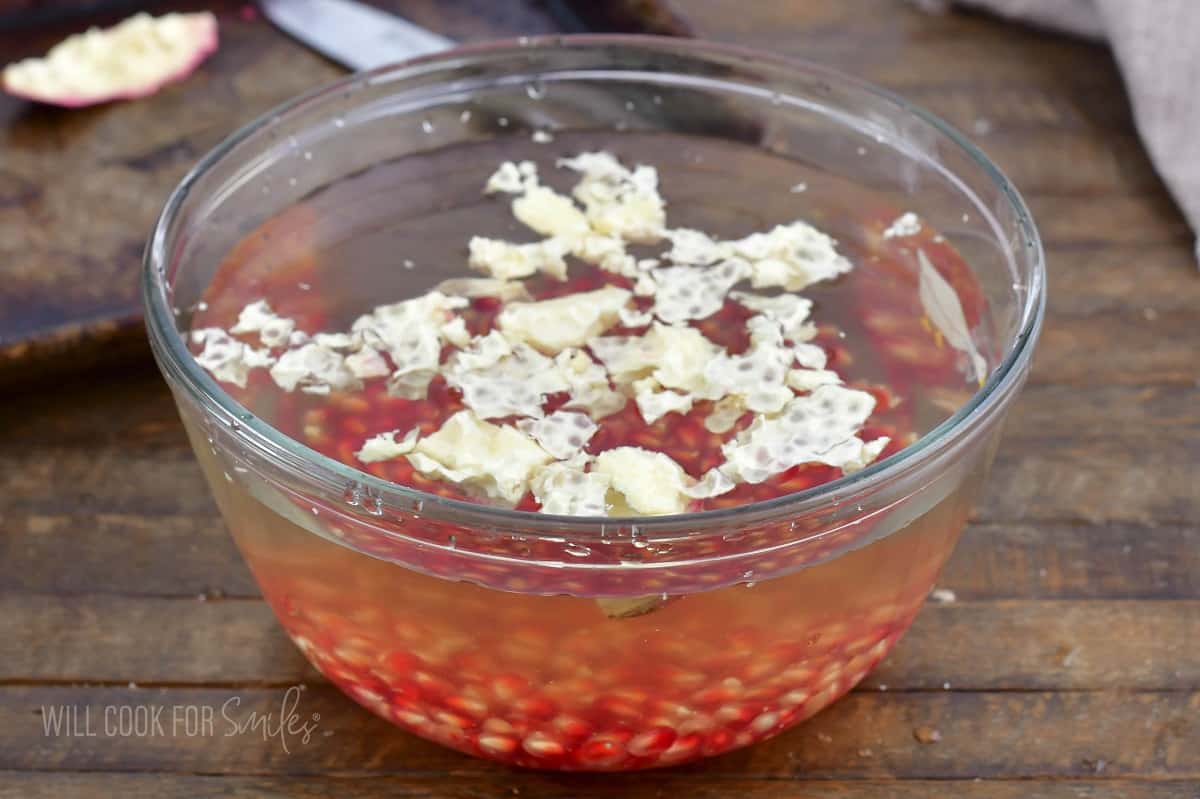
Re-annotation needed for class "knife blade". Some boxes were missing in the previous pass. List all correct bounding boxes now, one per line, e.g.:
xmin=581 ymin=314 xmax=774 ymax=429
xmin=259 ymin=0 xmax=454 ymax=71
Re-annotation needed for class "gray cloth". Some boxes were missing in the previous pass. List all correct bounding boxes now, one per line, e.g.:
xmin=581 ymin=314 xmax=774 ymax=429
xmin=936 ymin=0 xmax=1200 ymax=258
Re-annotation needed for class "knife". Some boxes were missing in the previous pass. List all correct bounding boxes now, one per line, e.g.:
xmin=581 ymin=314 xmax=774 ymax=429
xmin=259 ymin=0 xmax=761 ymax=150
xmin=259 ymin=0 xmax=455 ymax=70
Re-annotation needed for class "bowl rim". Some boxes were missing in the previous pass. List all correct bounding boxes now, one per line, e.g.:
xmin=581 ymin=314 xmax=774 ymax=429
xmin=143 ymin=33 xmax=1046 ymax=536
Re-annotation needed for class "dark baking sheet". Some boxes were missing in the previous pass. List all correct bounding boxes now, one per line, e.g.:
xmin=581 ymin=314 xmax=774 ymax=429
xmin=0 ymin=0 xmax=687 ymax=385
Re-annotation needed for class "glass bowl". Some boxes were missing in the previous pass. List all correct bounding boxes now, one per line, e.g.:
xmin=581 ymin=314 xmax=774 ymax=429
xmin=143 ymin=36 xmax=1045 ymax=771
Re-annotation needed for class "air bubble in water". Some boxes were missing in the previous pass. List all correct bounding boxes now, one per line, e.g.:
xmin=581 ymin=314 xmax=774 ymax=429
xmin=343 ymin=481 xmax=363 ymax=506
xmin=303 ymin=151 xmax=313 ymax=161
xmin=421 ymin=118 xmax=434 ymax=134
xmin=631 ymin=528 xmax=648 ymax=549
xmin=624 ymin=100 xmax=634 ymax=111
xmin=447 ymin=534 xmax=457 ymax=549
xmin=526 ymin=80 xmax=546 ymax=100
xmin=460 ymin=109 xmax=472 ymax=123
xmin=497 ymin=116 xmax=510 ymax=128
xmin=333 ymin=117 xmax=345 ymax=129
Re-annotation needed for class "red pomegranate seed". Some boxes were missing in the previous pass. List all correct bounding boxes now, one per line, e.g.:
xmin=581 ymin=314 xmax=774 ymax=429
xmin=383 ymin=650 xmax=418 ymax=675
xmin=677 ymin=714 xmax=716 ymax=736
xmin=626 ymin=726 xmax=677 ymax=757
xmin=781 ymin=688 xmax=811 ymax=707
xmin=444 ymin=694 xmax=489 ymax=720
xmin=413 ymin=671 xmax=456 ymax=700
xmin=477 ymin=733 xmax=519 ymax=756
xmin=552 ymin=714 xmax=592 ymax=741
xmin=659 ymin=732 xmax=701 ymax=763
xmin=481 ymin=717 xmax=515 ymax=735
xmin=596 ymin=695 xmax=643 ymax=720
xmin=490 ymin=673 xmax=530 ymax=702
xmin=389 ymin=705 xmax=428 ymax=729
xmin=513 ymin=695 xmax=557 ymax=720
xmin=702 ymin=729 xmax=735 ymax=756
xmin=576 ymin=735 xmax=626 ymax=768
xmin=714 ymin=703 xmax=758 ymax=729
xmin=522 ymin=731 xmax=565 ymax=758
xmin=432 ymin=709 xmax=475 ymax=730
xmin=749 ymin=710 xmax=782 ymax=736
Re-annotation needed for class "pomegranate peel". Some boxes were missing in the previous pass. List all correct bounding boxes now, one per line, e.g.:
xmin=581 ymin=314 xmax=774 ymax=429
xmin=1 ymin=12 xmax=218 ymax=108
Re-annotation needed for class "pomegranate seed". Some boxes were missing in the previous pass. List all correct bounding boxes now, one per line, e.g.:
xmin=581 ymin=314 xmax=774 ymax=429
xmin=626 ymin=726 xmax=677 ymax=757
xmin=659 ymin=733 xmax=701 ymax=763
xmin=490 ymin=673 xmax=530 ymax=702
xmin=444 ymin=694 xmax=489 ymax=719
xmin=714 ymin=703 xmax=758 ymax=729
xmin=596 ymin=695 xmax=643 ymax=720
xmin=576 ymin=735 xmax=626 ymax=768
xmin=513 ymin=695 xmax=557 ymax=720
xmin=413 ymin=671 xmax=455 ymax=700
xmin=522 ymin=731 xmax=565 ymax=758
xmin=750 ymin=711 xmax=781 ymax=735
xmin=481 ymin=717 xmax=515 ymax=735
xmin=432 ymin=709 xmax=474 ymax=730
xmin=815 ymin=662 xmax=844 ymax=690
xmin=781 ymin=689 xmax=811 ymax=707
xmin=385 ymin=678 xmax=420 ymax=702
xmin=552 ymin=714 xmax=592 ymax=741
xmin=677 ymin=714 xmax=716 ymax=736
xmin=477 ymin=733 xmax=519 ymax=756
xmin=702 ymin=729 xmax=735 ymax=756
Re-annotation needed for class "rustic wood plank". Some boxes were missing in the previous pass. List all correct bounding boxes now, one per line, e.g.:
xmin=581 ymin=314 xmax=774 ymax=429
xmin=3 ymin=596 xmax=1196 ymax=692
xmin=4 ymin=514 xmax=1197 ymax=601
xmin=1041 ymin=246 xmax=1200 ymax=316
xmin=2 ymin=685 xmax=1195 ymax=777
xmin=6 ymin=417 xmax=1192 ymax=524
xmin=977 ymin=434 xmax=1198 ymax=525
xmin=681 ymin=0 xmax=1125 ymax=90
xmin=903 ymin=84 xmax=1138 ymax=135
xmin=0 ymin=596 xmax=312 ymax=684
xmin=943 ymin=523 xmax=1200 ymax=600
xmin=0 ymin=511 xmax=254 ymax=597
xmin=1031 ymin=197 xmax=1190 ymax=248
xmin=1 ymin=773 xmax=1197 ymax=799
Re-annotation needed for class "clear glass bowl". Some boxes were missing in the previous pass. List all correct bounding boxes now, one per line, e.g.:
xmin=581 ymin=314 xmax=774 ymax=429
xmin=143 ymin=36 xmax=1045 ymax=771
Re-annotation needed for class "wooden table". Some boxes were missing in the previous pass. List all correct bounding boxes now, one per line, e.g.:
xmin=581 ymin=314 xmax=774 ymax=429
xmin=2 ymin=2 xmax=1198 ymax=796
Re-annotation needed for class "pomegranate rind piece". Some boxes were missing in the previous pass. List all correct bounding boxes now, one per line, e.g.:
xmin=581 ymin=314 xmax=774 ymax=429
xmin=2 ymin=12 xmax=219 ymax=108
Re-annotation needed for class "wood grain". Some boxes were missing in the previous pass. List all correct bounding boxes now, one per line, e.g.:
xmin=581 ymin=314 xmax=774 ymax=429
xmin=2 ymin=596 xmax=1196 ymax=691
xmin=3 ymin=685 xmax=1196 ymax=778
xmin=2 ymin=775 xmax=1198 ymax=799
xmin=4 ymin=409 xmax=1193 ymax=524
xmin=5 ymin=513 xmax=1197 ymax=601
